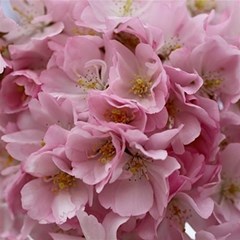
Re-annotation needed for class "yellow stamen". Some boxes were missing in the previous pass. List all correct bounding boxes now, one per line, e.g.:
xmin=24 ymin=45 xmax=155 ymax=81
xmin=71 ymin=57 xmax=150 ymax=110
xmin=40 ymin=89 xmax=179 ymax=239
xmin=52 ymin=172 xmax=76 ymax=192
xmin=195 ymin=0 xmax=207 ymax=10
xmin=77 ymin=78 xmax=97 ymax=90
xmin=98 ymin=140 xmax=116 ymax=164
xmin=187 ymin=0 xmax=216 ymax=15
xmin=122 ymin=0 xmax=133 ymax=16
xmin=104 ymin=108 xmax=133 ymax=124
xmin=203 ymin=78 xmax=222 ymax=90
xmin=12 ymin=5 xmax=33 ymax=23
xmin=221 ymin=181 xmax=240 ymax=202
xmin=167 ymin=199 xmax=192 ymax=232
xmin=125 ymin=153 xmax=149 ymax=180
xmin=131 ymin=77 xmax=152 ymax=98
xmin=201 ymin=74 xmax=222 ymax=98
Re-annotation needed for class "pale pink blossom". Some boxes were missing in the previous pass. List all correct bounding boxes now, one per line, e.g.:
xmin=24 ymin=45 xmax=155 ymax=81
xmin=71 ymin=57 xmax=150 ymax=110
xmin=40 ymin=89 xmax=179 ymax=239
xmin=21 ymin=125 xmax=91 ymax=224
xmin=5 ymin=0 xmax=64 ymax=43
xmin=88 ymin=90 xmax=147 ymax=131
xmin=40 ymin=36 xmax=106 ymax=106
xmin=0 ymin=0 xmax=239 ymax=237
xmin=73 ymin=0 xmax=154 ymax=31
xmin=108 ymin=41 xmax=168 ymax=113
xmin=191 ymin=36 xmax=240 ymax=106
xmin=157 ymin=192 xmax=214 ymax=240
xmin=211 ymin=143 xmax=240 ymax=222
xmin=145 ymin=1 xmax=206 ymax=62
xmin=98 ymin=131 xmax=180 ymax=217
xmin=110 ymin=17 xmax=163 ymax=52
xmin=0 ymin=70 xmax=41 ymax=113
xmin=1 ymin=92 xmax=74 ymax=162
xmin=65 ymin=123 xmax=125 ymax=192
xmin=205 ymin=1 xmax=240 ymax=47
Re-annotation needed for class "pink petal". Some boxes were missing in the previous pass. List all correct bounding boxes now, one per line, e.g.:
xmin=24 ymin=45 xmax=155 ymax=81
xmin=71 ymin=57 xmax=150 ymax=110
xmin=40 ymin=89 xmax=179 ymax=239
xmin=76 ymin=210 xmax=106 ymax=240
xmin=99 ymin=179 xmax=154 ymax=216
xmin=52 ymin=191 xmax=76 ymax=224
xmin=102 ymin=212 xmax=129 ymax=240
xmin=21 ymin=179 xmax=54 ymax=223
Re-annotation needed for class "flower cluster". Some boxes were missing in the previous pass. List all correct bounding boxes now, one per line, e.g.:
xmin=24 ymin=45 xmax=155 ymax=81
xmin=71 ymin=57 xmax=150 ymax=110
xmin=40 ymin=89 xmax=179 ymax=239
xmin=0 ymin=0 xmax=240 ymax=239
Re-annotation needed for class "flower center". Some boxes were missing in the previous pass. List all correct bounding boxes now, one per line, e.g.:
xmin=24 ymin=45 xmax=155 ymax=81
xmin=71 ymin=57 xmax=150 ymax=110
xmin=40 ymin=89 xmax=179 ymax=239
xmin=131 ymin=77 xmax=152 ymax=98
xmin=77 ymin=77 xmax=98 ymax=90
xmin=221 ymin=179 xmax=240 ymax=202
xmin=76 ymin=68 xmax=105 ymax=91
xmin=125 ymin=153 xmax=149 ymax=180
xmin=167 ymin=199 xmax=192 ymax=232
xmin=194 ymin=0 xmax=215 ymax=10
xmin=201 ymin=72 xmax=223 ymax=98
xmin=104 ymin=108 xmax=133 ymax=124
xmin=187 ymin=0 xmax=216 ymax=15
xmin=203 ymin=79 xmax=222 ymax=90
xmin=122 ymin=0 xmax=133 ymax=16
xmin=158 ymin=37 xmax=182 ymax=61
xmin=195 ymin=0 xmax=207 ymax=10
xmin=98 ymin=140 xmax=116 ymax=164
xmin=51 ymin=172 xmax=76 ymax=192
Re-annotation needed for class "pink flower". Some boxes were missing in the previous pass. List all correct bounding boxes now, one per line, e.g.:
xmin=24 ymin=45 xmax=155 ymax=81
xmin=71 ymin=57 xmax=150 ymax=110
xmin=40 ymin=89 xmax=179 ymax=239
xmin=211 ymin=143 xmax=240 ymax=222
xmin=73 ymin=0 xmax=153 ymax=31
xmin=5 ymin=0 xmax=63 ymax=43
xmin=88 ymin=90 xmax=147 ymax=131
xmin=157 ymin=192 xmax=214 ymax=240
xmin=110 ymin=17 xmax=162 ymax=52
xmin=0 ymin=0 xmax=240 ymax=237
xmin=145 ymin=1 xmax=205 ymax=62
xmin=108 ymin=41 xmax=168 ymax=113
xmin=1 ymin=92 xmax=74 ymax=162
xmin=205 ymin=1 xmax=240 ymax=47
xmin=98 ymin=131 xmax=180 ymax=217
xmin=162 ymin=87 xmax=219 ymax=154
xmin=21 ymin=125 xmax=91 ymax=224
xmin=190 ymin=36 xmax=240 ymax=106
xmin=65 ymin=123 xmax=125 ymax=192
xmin=40 ymin=36 xmax=106 ymax=105
xmin=0 ymin=70 xmax=41 ymax=113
